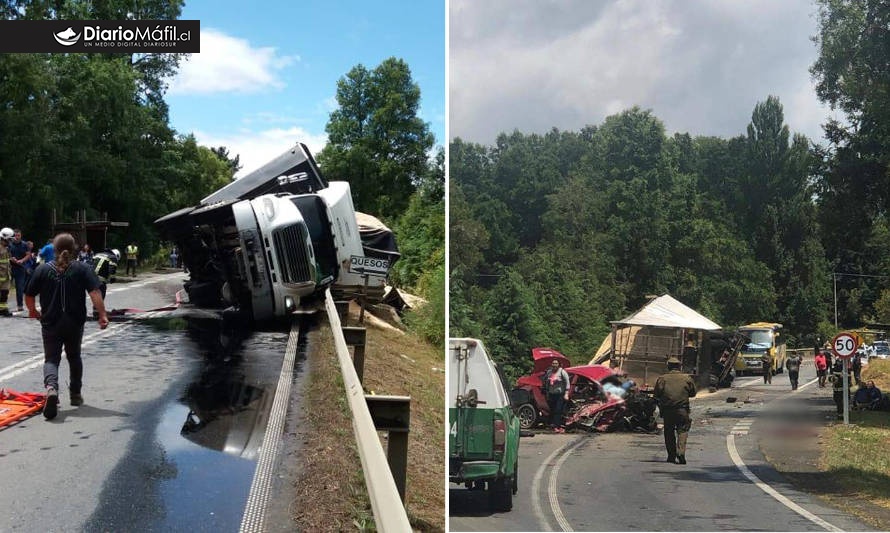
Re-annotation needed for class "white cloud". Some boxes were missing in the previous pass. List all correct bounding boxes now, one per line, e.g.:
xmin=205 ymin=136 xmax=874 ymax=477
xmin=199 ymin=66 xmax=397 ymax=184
xmin=193 ymin=127 xmax=328 ymax=178
xmin=451 ymin=0 xmax=829 ymax=144
xmin=168 ymin=29 xmax=299 ymax=95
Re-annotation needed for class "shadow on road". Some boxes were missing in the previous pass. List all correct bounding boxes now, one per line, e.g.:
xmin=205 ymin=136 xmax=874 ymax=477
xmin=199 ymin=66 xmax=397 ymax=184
xmin=449 ymin=488 xmax=500 ymax=517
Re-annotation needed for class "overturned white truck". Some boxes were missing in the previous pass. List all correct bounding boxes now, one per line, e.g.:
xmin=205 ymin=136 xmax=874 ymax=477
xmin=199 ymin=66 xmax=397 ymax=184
xmin=155 ymin=143 xmax=399 ymax=322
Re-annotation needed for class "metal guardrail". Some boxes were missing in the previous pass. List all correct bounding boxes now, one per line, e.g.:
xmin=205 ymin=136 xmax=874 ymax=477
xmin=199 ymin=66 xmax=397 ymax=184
xmin=324 ymin=290 xmax=412 ymax=532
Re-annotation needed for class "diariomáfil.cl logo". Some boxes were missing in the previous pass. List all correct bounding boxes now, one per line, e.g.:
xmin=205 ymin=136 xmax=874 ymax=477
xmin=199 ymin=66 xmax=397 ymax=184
xmin=0 ymin=20 xmax=200 ymax=53
xmin=53 ymin=27 xmax=81 ymax=46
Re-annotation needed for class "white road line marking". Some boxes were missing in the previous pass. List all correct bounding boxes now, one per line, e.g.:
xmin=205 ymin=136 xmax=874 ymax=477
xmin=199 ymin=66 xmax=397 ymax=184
xmin=240 ymin=321 xmax=300 ymax=532
xmin=0 ymin=272 xmax=183 ymax=383
xmin=0 ymin=323 xmax=133 ymax=383
xmin=532 ymin=438 xmax=569 ymax=532
xmin=548 ymin=437 xmax=588 ymax=532
xmin=727 ymin=434 xmax=842 ymax=531
xmin=726 ymin=376 xmax=844 ymax=531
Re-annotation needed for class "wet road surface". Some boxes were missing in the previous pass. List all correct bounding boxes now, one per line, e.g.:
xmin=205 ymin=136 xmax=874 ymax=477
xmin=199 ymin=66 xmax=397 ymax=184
xmin=450 ymin=365 xmax=873 ymax=532
xmin=0 ymin=272 xmax=304 ymax=532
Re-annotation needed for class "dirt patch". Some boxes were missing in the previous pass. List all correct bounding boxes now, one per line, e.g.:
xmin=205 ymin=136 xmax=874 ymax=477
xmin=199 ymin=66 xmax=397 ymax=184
xmin=292 ymin=303 xmax=444 ymax=532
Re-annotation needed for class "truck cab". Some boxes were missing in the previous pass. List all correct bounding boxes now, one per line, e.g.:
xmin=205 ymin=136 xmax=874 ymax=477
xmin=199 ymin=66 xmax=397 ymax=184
xmin=735 ymin=322 xmax=786 ymax=376
xmin=449 ymin=338 xmax=520 ymax=512
xmin=156 ymin=143 xmax=399 ymax=323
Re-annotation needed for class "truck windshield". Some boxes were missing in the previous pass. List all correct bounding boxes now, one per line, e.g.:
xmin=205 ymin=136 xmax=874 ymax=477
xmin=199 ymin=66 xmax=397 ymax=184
xmin=744 ymin=330 xmax=773 ymax=347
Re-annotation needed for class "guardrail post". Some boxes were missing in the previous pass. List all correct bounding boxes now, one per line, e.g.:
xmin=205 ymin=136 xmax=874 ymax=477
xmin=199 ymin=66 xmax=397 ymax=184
xmin=365 ymin=395 xmax=411 ymax=503
xmin=334 ymin=300 xmax=350 ymax=325
xmin=343 ymin=326 xmax=367 ymax=383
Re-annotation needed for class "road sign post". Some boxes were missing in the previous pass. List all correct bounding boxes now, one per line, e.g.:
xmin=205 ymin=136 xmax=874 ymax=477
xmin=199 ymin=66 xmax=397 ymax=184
xmin=831 ymin=332 xmax=859 ymax=425
xmin=348 ymin=256 xmax=389 ymax=326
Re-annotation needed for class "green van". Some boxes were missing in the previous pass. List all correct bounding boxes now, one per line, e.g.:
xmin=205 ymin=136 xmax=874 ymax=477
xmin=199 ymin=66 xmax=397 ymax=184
xmin=449 ymin=338 xmax=520 ymax=511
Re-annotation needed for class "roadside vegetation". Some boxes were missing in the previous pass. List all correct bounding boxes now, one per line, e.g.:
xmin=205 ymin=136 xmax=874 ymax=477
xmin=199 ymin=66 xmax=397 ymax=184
xmin=818 ymin=359 xmax=890 ymax=519
xmin=450 ymin=0 xmax=890 ymax=384
xmin=295 ymin=305 xmax=445 ymax=532
xmin=0 ymin=2 xmax=239 ymax=257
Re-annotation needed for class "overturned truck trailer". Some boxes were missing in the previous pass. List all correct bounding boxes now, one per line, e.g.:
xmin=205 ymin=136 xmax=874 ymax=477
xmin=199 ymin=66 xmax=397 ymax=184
xmin=155 ymin=143 xmax=400 ymax=322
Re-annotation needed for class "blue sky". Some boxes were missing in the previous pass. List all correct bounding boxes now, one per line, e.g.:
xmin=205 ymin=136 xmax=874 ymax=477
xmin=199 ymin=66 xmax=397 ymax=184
xmin=165 ymin=0 xmax=445 ymax=177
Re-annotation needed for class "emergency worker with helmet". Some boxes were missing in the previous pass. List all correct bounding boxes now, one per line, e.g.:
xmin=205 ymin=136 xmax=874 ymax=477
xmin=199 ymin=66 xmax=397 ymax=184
xmin=654 ymin=356 xmax=697 ymax=465
xmin=91 ymin=248 xmax=120 ymax=300
xmin=0 ymin=227 xmax=13 ymax=316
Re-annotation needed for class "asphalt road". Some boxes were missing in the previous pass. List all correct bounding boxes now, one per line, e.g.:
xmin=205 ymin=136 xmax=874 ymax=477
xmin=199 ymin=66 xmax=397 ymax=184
xmin=0 ymin=271 xmax=300 ymax=532
xmin=450 ymin=365 xmax=874 ymax=532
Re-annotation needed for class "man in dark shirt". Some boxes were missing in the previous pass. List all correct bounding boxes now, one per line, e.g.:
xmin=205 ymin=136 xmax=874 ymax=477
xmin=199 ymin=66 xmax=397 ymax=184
xmin=8 ymin=229 xmax=31 ymax=312
xmin=25 ymin=233 xmax=108 ymax=420
xmin=654 ymin=356 xmax=697 ymax=465
xmin=786 ymin=353 xmax=802 ymax=390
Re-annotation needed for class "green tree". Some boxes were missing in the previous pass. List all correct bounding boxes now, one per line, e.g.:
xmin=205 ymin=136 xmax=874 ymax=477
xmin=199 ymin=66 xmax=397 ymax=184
xmin=811 ymin=0 xmax=890 ymax=326
xmin=318 ymin=57 xmax=434 ymax=221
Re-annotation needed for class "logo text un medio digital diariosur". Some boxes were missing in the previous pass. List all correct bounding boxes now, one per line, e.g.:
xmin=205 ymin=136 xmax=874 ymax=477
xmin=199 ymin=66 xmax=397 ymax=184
xmin=0 ymin=20 xmax=200 ymax=53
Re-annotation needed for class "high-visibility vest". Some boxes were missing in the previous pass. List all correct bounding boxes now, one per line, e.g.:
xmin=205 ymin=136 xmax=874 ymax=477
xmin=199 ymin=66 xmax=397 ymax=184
xmin=126 ymin=245 xmax=138 ymax=259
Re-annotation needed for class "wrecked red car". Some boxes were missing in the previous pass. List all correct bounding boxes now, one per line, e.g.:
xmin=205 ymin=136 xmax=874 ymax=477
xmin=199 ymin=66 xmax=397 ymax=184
xmin=510 ymin=348 xmax=657 ymax=432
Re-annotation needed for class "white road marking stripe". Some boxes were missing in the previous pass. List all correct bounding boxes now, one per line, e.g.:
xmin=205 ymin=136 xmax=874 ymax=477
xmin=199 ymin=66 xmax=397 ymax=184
xmin=727 ymin=434 xmax=842 ymax=531
xmin=532 ymin=438 xmax=569 ymax=532
xmin=0 ymin=272 xmax=182 ymax=383
xmin=548 ymin=437 xmax=588 ymax=532
xmin=240 ymin=321 xmax=300 ymax=532
xmin=0 ymin=323 xmax=133 ymax=383
xmin=725 ymin=376 xmax=844 ymax=531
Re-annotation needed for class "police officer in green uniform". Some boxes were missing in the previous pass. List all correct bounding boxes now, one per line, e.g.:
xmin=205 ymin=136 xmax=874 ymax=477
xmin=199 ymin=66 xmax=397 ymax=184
xmin=654 ymin=356 xmax=697 ymax=464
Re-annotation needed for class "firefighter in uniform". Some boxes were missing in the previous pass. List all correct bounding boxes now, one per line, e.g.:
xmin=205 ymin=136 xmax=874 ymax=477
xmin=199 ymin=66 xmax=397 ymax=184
xmin=654 ymin=356 xmax=697 ymax=464
xmin=125 ymin=242 xmax=138 ymax=277
xmin=0 ymin=227 xmax=13 ymax=316
xmin=829 ymin=359 xmax=852 ymax=419
xmin=91 ymin=249 xmax=119 ymax=300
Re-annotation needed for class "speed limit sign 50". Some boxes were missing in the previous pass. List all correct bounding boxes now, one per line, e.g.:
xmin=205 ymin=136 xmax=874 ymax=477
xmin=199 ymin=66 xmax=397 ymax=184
xmin=831 ymin=332 xmax=859 ymax=360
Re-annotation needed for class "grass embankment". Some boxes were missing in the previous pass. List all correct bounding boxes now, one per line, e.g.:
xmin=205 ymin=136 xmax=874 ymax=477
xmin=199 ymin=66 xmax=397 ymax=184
xmin=294 ymin=303 xmax=445 ymax=532
xmin=819 ymin=359 xmax=890 ymax=522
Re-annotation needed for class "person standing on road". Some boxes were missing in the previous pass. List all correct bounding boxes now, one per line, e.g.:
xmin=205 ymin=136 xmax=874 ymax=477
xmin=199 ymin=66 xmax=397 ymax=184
xmin=0 ymin=229 xmax=12 ymax=316
xmin=542 ymin=358 xmax=570 ymax=433
xmin=90 ymin=248 xmax=119 ymax=301
xmin=654 ymin=356 xmax=697 ymax=465
xmin=8 ymin=229 xmax=32 ymax=312
xmin=77 ymin=243 xmax=93 ymax=263
xmin=125 ymin=241 xmax=139 ymax=277
xmin=25 ymin=233 xmax=109 ymax=420
xmin=761 ymin=349 xmax=773 ymax=384
xmin=786 ymin=352 xmax=803 ymax=390
xmin=851 ymin=352 xmax=862 ymax=386
xmin=828 ymin=359 xmax=851 ymax=419
xmin=37 ymin=239 xmax=54 ymax=264
xmin=815 ymin=350 xmax=828 ymax=388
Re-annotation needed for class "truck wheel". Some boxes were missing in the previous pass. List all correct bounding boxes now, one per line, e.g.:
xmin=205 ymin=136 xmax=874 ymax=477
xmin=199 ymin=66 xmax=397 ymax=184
xmin=516 ymin=403 xmax=537 ymax=430
xmin=489 ymin=476 xmax=513 ymax=512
